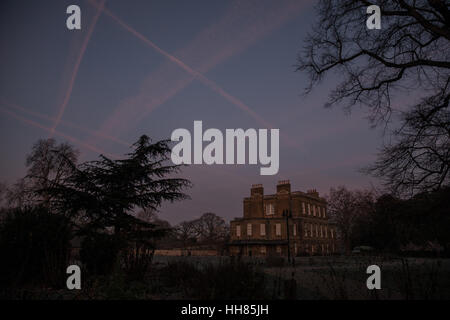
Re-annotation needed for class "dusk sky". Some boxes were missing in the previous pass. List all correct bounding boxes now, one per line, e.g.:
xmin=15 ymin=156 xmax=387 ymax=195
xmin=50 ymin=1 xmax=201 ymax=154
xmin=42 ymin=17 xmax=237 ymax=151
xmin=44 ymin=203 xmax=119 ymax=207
xmin=0 ymin=0 xmax=390 ymax=224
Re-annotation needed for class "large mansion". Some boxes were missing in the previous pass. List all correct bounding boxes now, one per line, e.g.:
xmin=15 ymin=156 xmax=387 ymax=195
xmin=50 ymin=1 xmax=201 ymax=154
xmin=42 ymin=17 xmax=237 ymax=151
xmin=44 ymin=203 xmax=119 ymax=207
xmin=229 ymin=180 xmax=337 ymax=257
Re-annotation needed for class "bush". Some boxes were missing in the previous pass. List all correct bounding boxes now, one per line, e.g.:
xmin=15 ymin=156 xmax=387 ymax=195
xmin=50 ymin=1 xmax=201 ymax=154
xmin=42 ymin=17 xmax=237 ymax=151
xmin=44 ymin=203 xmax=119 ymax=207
xmin=80 ymin=233 xmax=121 ymax=276
xmin=266 ymin=256 xmax=285 ymax=267
xmin=0 ymin=206 xmax=72 ymax=289
xmin=121 ymin=242 xmax=154 ymax=281
xmin=160 ymin=260 xmax=269 ymax=299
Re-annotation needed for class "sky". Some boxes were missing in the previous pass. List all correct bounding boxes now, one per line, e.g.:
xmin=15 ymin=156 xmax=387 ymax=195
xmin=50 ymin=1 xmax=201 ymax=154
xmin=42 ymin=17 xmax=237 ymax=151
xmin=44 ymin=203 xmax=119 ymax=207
xmin=0 ymin=0 xmax=387 ymax=224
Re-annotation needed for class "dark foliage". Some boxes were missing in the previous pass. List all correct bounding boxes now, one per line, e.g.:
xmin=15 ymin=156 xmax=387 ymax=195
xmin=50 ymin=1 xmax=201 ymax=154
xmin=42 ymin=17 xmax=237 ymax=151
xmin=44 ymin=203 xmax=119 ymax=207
xmin=43 ymin=135 xmax=191 ymax=275
xmin=351 ymin=187 xmax=450 ymax=254
xmin=160 ymin=260 xmax=269 ymax=299
xmin=0 ymin=207 xmax=71 ymax=288
xmin=80 ymin=233 xmax=122 ymax=276
xmin=46 ymin=135 xmax=191 ymax=234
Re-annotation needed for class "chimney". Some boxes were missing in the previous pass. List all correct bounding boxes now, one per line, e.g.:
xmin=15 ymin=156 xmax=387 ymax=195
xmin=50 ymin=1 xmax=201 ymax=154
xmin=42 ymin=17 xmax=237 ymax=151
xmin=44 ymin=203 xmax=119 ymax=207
xmin=276 ymin=180 xmax=291 ymax=193
xmin=307 ymin=189 xmax=319 ymax=197
xmin=251 ymin=184 xmax=264 ymax=197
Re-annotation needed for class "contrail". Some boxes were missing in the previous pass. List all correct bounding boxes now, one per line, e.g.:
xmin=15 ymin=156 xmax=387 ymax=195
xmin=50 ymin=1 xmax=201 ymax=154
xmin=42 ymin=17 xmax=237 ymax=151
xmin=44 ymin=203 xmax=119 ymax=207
xmin=101 ymin=6 xmax=273 ymax=128
xmin=89 ymin=1 xmax=301 ymax=147
xmin=51 ymin=0 xmax=106 ymax=135
xmin=1 ymin=97 xmax=131 ymax=148
xmin=1 ymin=106 xmax=119 ymax=159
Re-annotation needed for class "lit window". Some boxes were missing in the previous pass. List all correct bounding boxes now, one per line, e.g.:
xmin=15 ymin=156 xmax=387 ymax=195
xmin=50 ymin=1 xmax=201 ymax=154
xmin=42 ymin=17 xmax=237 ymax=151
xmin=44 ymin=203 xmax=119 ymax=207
xmin=276 ymin=223 xmax=281 ymax=236
xmin=247 ymin=223 xmax=252 ymax=236
xmin=236 ymin=225 xmax=241 ymax=237
xmin=261 ymin=246 xmax=266 ymax=255
xmin=260 ymin=224 xmax=266 ymax=236
xmin=265 ymin=203 xmax=275 ymax=215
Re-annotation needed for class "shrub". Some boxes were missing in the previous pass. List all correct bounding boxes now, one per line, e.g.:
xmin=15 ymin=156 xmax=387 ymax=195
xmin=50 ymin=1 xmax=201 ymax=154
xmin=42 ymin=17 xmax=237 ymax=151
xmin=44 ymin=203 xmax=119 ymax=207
xmin=0 ymin=206 xmax=72 ymax=288
xmin=121 ymin=242 xmax=154 ymax=281
xmin=80 ymin=233 xmax=121 ymax=276
xmin=160 ymin=260 xmax=269 ymax=299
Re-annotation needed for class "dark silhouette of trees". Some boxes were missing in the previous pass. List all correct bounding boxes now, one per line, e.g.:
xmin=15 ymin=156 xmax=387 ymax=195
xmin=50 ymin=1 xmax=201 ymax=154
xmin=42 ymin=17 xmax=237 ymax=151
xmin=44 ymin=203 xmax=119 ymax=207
xmin=174 ymin=213 xmax=229 ymax=250
xmin=297 ymin=0 xmax=450 ymax=195
xmin=6 ymin=139 xmax=79 ymax=208
xmin=46 ymin=135 xmax=191 ymax=239
xmin=0 ymin=206 xmax=72 ymax=288
xmin=175 ymin=220 xmax=198 ymax=248
xmin=326 ymin=186 xmax=376 ymax=253
xmin=350 ymin=187 xmax=450 ymax=255
xmin=192 ymin=213 xmax=229 ymax=243
xmin=2 ymin=135 xmax=192 ymax=278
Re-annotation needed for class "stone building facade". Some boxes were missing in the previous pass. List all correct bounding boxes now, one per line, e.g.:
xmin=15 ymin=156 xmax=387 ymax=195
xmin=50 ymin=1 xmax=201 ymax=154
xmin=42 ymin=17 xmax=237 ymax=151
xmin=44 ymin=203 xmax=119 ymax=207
xmin=229 ymin=181 xmax=337 ymax=257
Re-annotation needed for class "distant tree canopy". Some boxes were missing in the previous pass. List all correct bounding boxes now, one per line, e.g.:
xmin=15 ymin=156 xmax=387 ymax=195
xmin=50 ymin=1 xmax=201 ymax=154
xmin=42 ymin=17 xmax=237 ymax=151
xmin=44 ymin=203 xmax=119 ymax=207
xmin=174 ymin=213 xmax=229 ymax=248
xmin=328 ymin=185 xmax=450 ymax=255
xmin=326 ymin=186 xmax=376 ymax=253
xmin=298 ymin=0 xmax=450 ymax=195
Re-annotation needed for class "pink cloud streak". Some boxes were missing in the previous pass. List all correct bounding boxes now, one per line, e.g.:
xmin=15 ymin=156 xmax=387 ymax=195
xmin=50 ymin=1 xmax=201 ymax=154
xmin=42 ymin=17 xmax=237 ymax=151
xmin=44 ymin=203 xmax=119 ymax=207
xmin=1 ymin=106 xmax=119 ymax=159
xmin=50 ymin=0 xmax=107 ymax=135
xmin=87 ymin=0 xmax=311 ymax=148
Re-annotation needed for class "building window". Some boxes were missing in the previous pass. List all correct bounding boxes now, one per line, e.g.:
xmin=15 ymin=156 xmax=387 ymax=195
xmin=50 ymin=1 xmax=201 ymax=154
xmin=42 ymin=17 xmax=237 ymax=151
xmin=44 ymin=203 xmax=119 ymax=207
xmin=276 ymin=246 xmax=282 ymax=254
xmin=236 ymin=225 xmax=241 ymax=237
xmin=315 ymin=225 xmax=318 ymax=237
xmin=304 ymin=224 xmax=308 ymax=237
xmin=275 ymin=223 xmax=281 ymax=236
xmin=260 ymin=224 xmax=266 ymax=236
xmin=260 ymin=246 xmax=266 ymax=255
xmin=320 ymin=225 xmax=323 ymax=238
xmin=325 ymin=226 xmax=328 ymax=238
xmin=247 ymin=223 xmax=252 ymax=236
xmin=323 ymin=207 xmax=326 ymax=218
xmin=310 ymin=224 xmax=313 ymax=237
xmin=307 ymin=203 xmax=311 ymax=215
xmin=294 ymin=243 xmax=298 ymax=255
xmin=302 ymin=202 xmax=306 ymax=214
xmin=293 ymin=224 xmax=297 ymax=236
xmin=265 ymin=203 xmax=275 ymax=216
xmin=313 ymin=205 xmax=316 ymax=216
xmin=331 ymin=228 xmax=334 ymax=239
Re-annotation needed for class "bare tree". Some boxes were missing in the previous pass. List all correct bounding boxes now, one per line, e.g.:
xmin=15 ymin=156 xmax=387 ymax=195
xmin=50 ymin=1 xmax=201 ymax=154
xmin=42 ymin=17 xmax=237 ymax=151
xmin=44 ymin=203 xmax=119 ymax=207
xmin=327 ymin=186 xmax=376 ymax=253
xmin=192 ymin=213 xmax=229 ymax=244
xmin=174 ymin=220 xmax=197 ymax=248
xmin=297 ymin=0 xmax=450 ymax=195
xmin=6 ymin=139 xmax=79 ymax=208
